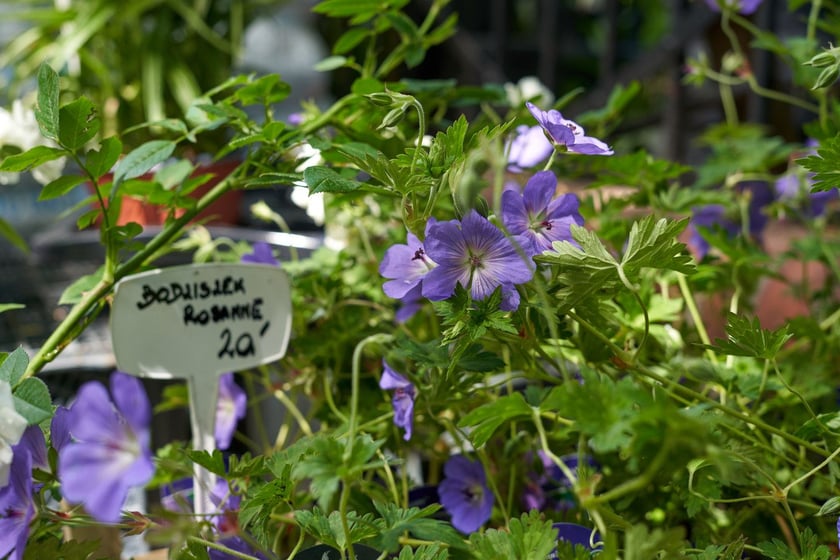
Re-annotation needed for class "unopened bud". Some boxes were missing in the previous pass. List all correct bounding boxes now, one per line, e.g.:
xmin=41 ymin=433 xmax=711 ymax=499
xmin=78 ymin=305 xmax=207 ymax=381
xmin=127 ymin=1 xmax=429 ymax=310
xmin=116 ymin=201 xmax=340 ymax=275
xmin=377 ymin=105 xmax=408 ymax=129
xmin=805 ymin=51 xmax=837 ymax=68
xmin=812 ymin=64 xmax=840 ymax=89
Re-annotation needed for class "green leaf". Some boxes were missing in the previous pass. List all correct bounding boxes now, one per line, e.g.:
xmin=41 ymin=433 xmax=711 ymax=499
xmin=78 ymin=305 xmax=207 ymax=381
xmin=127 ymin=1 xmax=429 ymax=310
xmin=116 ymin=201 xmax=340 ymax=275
xmin=0 ymin=217 xmax=28 ymax=254
xmin=314 ymin=55 xmax=349 ymax=72
xmin=35 ymin=63 xmax=60 ymax=141
xmin=798 ymin=134 xmax=840 ymax=192
xmin=0 ymin=346 xmax=29 ymax=386
xmin=373 ymin=502 xmax=464 ymax=553
xmin=458 ymin=393 xmax=533 ymax=448
xmin=186 ymin=449 xmax=227 ymax=476
xmin=294 ymin=508 xmax=380 ymax=551
xmin=303 ymin=166 xmax=362 ymax=194
xmin=13 ymin=376 xmax=52 ymax=424
xmin=39 ymin=174 xmax=86 ymax=201
xmin=334 ymin=27 xmax=370 ymax=54
xmin=21 ymin=534 xmax=102 ymax=560
xmin=0 ymin=304 xmax=25 ymax=314
xmin=620 ymin=216 xmax=696 ymax=280
xmin=234 ymin=74 xmax=291 ymax=106
xmin=0 ymin=145 xmax=68 ymax=172
xmin=59 ymin=265 xmax=105 ymax=305
xmin=58 ymin=97 xmax=100 ymax=150
xmin=703 ymin=313 xmax=792 ymax=359
xmin=112 ymin=140 xmax=176 ymax=187
xmin=468 ymin=511 xmax=559 ymax=560
xmin=85 ymin=137 xmax=122 ymax=180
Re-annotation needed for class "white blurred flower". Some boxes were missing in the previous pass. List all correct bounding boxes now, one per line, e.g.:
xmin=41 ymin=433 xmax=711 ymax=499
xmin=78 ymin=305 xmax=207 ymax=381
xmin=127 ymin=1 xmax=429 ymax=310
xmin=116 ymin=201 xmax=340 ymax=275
xmin=505 ymin=76 xmax=554 ymax=108
xmin=0 ymin=380 xmax=27 ymax=488
xmin=290 ymin=143 xmax=325 ymax=226
xmin=0 ymin=99 xmax=66 ymax=185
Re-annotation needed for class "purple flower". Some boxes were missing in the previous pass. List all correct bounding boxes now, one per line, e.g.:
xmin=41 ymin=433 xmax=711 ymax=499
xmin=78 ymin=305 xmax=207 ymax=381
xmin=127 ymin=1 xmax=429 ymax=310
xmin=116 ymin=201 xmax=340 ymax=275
xmin=438 ymin=455 xmax=494 ymax=534
xmin=422 ymin=210 xmax=534 ymax=311
xmin=525 ymin=102 xmax=613 ymax=156
xmin=50 ymin=406 xmax=71 ymax=455
xmin=395 ymin=284 xmax=424 ymax=323
xmin=379 ymin=362 xmax=416 ymax=441
xmin=59 ymin=372 xmax=155 ymax=523
xmin=522 ymin=452 xmax=595 ymax=512
xmin=380 ymin=229 xmax=437 ymax=300
xmin=703 ymin=0 xmax=763 ymax=14
xmin=0 ymin=450 xmax=33 ymax=560
xmin=554 ymin=522 xmax=601 ymax=551
xmin=506 ymin=125 xmax=554 ymax=171
xmin=688 ymin=181 xmax=773 ymax=260
xmin=209 ymin=536 xmax=267 ymax=560
xmin=241 ymin=242 xmax=278 ymax=266
xmin=501 ymin=171 xmax=584 ymax=256
xmin=14 ymin=426 xmax=46 ymax=472
xmin=216 ymin=373 xmax=247 ymax=450
xmin=775 ymin=172 xmax=838 ymax=218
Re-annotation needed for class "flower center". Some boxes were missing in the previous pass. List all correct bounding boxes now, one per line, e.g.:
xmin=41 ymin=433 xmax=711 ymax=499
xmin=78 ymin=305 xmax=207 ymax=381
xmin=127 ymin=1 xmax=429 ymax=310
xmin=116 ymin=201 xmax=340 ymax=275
xmin=463 ymin=483 xmax=484 ymax=505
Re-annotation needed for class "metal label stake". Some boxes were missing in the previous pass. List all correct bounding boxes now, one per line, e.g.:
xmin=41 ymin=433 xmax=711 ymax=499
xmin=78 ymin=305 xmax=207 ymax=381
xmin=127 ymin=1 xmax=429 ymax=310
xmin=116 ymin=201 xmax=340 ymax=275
xmin=110 ymin=263 xmax=291 ymax=515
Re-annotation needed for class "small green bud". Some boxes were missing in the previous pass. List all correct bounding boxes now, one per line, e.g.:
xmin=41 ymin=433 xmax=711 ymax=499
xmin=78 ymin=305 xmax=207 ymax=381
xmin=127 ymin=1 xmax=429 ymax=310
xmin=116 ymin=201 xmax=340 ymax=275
xmin=805 ymin=51 xmax=837 ymax=68
xmin=377 ymin=105 xmax=408 ymax=129
xmin=366 ymin=93 xmax=394 ymax=107
xmin=812 ymin=64 xmax=840 ymax=89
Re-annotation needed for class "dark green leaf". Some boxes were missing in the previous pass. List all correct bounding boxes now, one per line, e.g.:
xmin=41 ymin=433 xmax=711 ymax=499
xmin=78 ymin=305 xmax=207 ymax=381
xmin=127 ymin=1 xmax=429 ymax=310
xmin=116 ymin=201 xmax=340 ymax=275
xmin=58 ymin=98 xmax=100 ymax=150
xmin=373 ymin=502 xmax=464 ymax=552
xmin=186 ymin=449 xmax=227 ymax=476
xmin=798 ymin=134 xmax=840 ymax=192
xmin=234 ymin=74 xmax=291 ymax=106
xmin=112 ymin=140 xmax=176 ymax=187
xmin=458 ymin=393 xmax=533 ymax=447
xmin=85 ymin=136 xmax=122 ymax=180
xmin=39 ymin=174 xmax=86 ymax=201
xmin=13 ymin=376 xmax=51 ymax=424
xmin=303 ymin=166 xmax=362 ymax=194
xmin=702 ymin=313 xmax=791 ymax=359
xmin=35 ymin=63 xmax=60 ymax=141
xmin=0 ymin=346 xmax=29 ymax=386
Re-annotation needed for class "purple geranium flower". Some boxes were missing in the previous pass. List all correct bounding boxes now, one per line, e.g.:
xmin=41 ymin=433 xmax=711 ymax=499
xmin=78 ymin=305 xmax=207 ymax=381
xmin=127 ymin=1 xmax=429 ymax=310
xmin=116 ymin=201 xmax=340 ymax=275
xmin=438 ymin=455 xmax=494 ymax=534
xmin=216 ymin=373 xmax=247 ymax=451
xmin=50 ymin=406 xmax=72 ymax=455
xmin=506 ymin=125 xmax=554 ymax=171
xmin=501 ymin=171 xmax=584 ymax=256
xmin=395 ymin=284 xmax=424 ymax=323
xmin=703 ymin=0 xmax=763 ymax=14
xmin=14 ymin=426 xmax=47 ymax=472
xmin=379 ymin=361 xmax=416 ymax=441
xmin=380 ymin=229 xmax=438 ymax=300
xmin=0 ymin=450 xmax=34 ymax=560
xmin=526 ymin=102 xmax=613 ymax=156
xmin=522 ymin=452 xmax=596 ymax=512
xmin=209 ymin=536 xmax=268 ymax=560
xmin=688 ymin=181 xmax=773 ymax=260
xmin=422 ymin=210 xmax=534 ymax=311
xmin=241 ymin=242 xmax=278 ymax=266
xmin=59 ymin=371 xmax=155 ymax=523
xmin=554 ymin=522 xmax=601 ymax=552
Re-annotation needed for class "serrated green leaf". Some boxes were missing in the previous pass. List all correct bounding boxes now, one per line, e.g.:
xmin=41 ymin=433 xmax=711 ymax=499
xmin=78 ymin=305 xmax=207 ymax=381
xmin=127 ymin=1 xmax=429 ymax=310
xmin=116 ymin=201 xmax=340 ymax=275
xmin=468 ymin=511 xmax=558 ymax=560
xmin=303 ymin=166 xmax=362 ymax=194
xmin=458 ymin=393 xmax=533 ymax=447
xmin=0 ymin=346 xmax=29 ymax=386
xmin=85 ymin=136 xmax=122 ymax=180
xmin=0 ymin=145 xmax=68 ymax=172
xmin=58 ymin=97 xmax=100 ymax=150
xmin=13 ymin=376 xmax=51 ymax=424
xmin=234 ymin=74 xmax=291 ymax=106
xmin=112 ymin=140 xmax=176 ymax=187
xmin=703 ymin=313 xmax=792 ymax=359
xmin=186 ymin=449 xmax=227 ymax=476
xmin=798 ymin=134 xmax=840 ymax=193
xmin=35 ymin=63 xmax=60 ymax=141
xmin=373 ymin=502 xmax=464 ymax=553
xmin=620 ymin=216 xmax=695 ymax=280
xmin=39 ymin=174 xmax=86 ymax=201
xmin=0 ymin=217 xmax=28 ymax=254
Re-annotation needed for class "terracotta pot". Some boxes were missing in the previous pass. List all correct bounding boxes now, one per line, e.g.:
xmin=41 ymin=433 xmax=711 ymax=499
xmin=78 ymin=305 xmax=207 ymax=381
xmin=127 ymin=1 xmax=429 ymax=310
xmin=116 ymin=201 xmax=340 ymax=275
xmin=96 ymin=159 xmax=243 ymax=227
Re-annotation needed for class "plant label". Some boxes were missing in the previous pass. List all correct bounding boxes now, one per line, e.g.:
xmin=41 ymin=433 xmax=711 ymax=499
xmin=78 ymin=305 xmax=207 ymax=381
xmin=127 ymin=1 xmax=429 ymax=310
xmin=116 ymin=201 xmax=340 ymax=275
xmin=110 ymin=262 xmax=292 ymax=514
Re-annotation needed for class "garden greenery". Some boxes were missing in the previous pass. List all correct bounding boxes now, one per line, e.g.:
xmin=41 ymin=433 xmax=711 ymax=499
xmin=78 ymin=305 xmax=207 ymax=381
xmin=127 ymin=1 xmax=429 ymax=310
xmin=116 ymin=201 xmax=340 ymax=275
xmin=2 ymin=0 xmax=840 ymax=559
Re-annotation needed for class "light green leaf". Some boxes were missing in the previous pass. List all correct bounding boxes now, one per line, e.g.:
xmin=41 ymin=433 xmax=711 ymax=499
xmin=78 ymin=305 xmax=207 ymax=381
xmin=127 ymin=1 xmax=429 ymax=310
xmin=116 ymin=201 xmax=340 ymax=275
xmin=458 ymin=393 xmax=533 ymax=448
xmin=13 ymin=376 xmax=51 ymax=424
xmin=0 ymin=304 xmax=24 ymax=314
xmin=0 ymin=346 xmax=29 ymax=386
xmin=59 ymin=265 xmax=105 ymax=305
xmin=0 ymin=217 xmax=28 ymax=254
xmin=112 ymin=140 xmax=176 ymax=187
xmin=35 ymin=63 xmax=60 ymax=141
xmin=0 ymin=145 xmax=68 ymax=173
xmin=314 ymin=56 xmax=349 ymax=72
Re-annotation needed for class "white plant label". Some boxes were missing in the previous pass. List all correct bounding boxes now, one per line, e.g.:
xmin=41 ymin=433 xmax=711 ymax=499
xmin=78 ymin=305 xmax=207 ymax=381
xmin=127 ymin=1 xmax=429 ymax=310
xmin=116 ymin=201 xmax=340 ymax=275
xmin=110 ymin=262 xmax=292 ymax=514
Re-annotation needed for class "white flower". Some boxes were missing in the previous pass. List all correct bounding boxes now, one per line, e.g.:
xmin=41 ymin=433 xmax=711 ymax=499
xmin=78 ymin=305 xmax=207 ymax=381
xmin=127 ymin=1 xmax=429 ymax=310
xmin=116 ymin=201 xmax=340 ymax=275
xmin=0 ymin=380 xmax=27 ymax=488
xmin=0 ymin=99 xmax=67 ymax=185
xmin=505 ymin=76 xmax=555 ymax=108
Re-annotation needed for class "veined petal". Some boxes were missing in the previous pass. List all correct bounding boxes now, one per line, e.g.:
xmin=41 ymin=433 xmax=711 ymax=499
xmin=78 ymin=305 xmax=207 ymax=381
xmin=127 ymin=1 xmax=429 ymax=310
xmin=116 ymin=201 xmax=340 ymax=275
xmin=521 ymin=171 xmax=557 ymax=216
xmin=111 ymin=372 xmax=151 ymax=437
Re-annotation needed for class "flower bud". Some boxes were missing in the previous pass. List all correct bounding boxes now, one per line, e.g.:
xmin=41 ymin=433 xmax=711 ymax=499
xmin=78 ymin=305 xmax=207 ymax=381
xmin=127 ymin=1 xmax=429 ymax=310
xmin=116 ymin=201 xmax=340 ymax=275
xmin=812 ymin=64 xmax=840 ymax=89
xmin=805 ymin=51 xmax=837 ymax=68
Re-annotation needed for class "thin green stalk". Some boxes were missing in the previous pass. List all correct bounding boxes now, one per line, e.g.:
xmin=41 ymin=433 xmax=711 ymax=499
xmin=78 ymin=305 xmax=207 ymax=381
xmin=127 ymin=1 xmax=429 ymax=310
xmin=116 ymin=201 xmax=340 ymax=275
xmin=677 ymin=274 xmax=717 ymax=362
xmin=585 ymin=436 xmax=671 ymax=506
xmin=273 ymin=388 xmax=313 ymax=437
xmin=344 ymin=333 xmax=393 ymax=462
xmin=188 ymin=536 xmax=261 ymax=560
xmin=339 ymin=481 xmax=356 ymax=560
